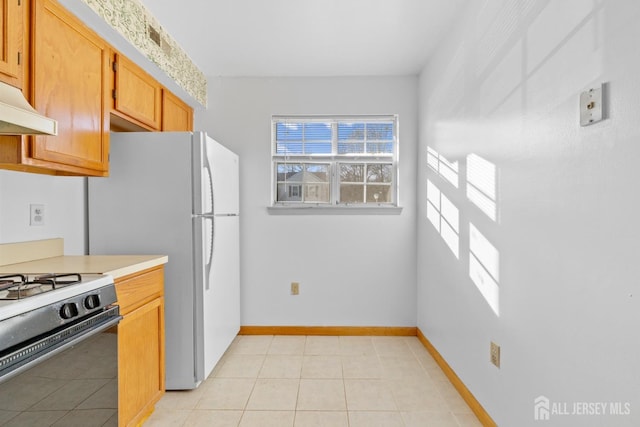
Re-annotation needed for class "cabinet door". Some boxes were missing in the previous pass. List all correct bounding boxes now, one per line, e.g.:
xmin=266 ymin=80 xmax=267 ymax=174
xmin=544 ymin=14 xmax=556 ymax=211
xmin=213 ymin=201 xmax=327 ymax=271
xmin=162 ymin=90 xmax=193 ymax=131
xmin=113 ymin=54 xmax=162 ymax=130
xmin=0 ymin=0 xmax=23 ymax=88
xmin=31 ymin=0 xmax=109 ymax=175
xmin=118 ymin=296 xmax=165 ymax=427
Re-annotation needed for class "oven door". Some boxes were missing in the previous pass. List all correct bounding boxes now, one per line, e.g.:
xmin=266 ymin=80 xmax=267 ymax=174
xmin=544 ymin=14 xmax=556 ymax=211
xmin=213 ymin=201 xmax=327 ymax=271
xmin=0 ymin=308 xmax=121 ymax=426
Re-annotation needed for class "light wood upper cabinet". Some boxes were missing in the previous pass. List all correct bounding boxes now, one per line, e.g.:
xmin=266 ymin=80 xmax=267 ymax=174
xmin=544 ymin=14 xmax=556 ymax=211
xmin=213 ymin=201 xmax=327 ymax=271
xmin=112 ymin=53 xmax=162 ymax=130
xmin=29 ymin=0 xmax=109 ymax=175
xmin=0 ymin=0 xmax=24 ymax=88
xmin=0 ymin=0 xmax=195 ymax=176
xmin=162 ymin=89 xmax=193 ymax=131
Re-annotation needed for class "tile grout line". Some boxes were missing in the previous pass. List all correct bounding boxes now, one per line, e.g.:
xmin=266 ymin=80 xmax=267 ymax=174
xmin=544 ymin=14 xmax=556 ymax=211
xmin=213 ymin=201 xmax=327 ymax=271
xmin=340 ymin=338 xmax=351 ymax=427
xmin=292 ymin=337 xmax=305 ymax=426
xmin=238 ymin=334 xmax=272 ymax=426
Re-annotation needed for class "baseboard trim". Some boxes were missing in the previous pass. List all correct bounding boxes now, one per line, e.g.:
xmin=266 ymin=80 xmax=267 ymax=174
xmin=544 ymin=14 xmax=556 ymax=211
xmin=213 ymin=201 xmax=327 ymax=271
xmin=416 ymin=328 xmax=497 ymax=427
xmin=239 ymin=325 xmax=417 ymax=336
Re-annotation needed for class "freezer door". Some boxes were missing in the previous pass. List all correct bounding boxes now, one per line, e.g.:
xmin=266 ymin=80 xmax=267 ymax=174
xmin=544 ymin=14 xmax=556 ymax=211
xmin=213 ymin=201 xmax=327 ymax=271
xmin=206 ymin=135 xmax=240 ymax=215
xmin=193 ymin=132 xmax=239 ymax=216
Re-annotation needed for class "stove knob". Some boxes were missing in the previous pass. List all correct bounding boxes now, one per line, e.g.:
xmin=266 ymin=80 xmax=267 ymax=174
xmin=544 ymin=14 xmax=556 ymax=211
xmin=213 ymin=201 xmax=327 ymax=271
xmin=84 ymin=294 xmax=101 ymax=309
xmin=60 ymin=303 xmax=79 ymax=319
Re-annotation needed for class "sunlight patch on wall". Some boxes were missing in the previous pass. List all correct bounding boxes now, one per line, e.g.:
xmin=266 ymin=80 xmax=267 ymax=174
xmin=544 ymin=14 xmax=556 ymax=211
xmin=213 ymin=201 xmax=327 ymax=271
xmin=427 ymin=146 xmax=459 ymax=188
xmin=426 ymin=179 xmax=459 ymax=259
xmin=426 ymin=179 xmax=441 ymax=231
xmin=469 ymin=223 xmax=500 ymax=316
xmin=467 ymin=154 xmax=497 ymax=221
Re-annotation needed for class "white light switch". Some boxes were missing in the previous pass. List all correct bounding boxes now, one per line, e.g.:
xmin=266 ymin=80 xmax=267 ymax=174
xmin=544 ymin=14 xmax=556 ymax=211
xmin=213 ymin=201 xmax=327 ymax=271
xmin=580 ymin=84 xmax=604 ymax=126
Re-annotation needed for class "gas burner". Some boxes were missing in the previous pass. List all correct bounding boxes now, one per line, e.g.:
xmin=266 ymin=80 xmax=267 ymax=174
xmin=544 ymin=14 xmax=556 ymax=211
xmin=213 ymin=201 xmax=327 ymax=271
xmin=6 ymin=284 xmax=46 ymax=299
xmin=0 ymin=275 xmax=27 ymax=291
xmin=32 ymin=273 xmax=82 ymax=287
xmin=0 ymin=273 xmax=83 ymax=300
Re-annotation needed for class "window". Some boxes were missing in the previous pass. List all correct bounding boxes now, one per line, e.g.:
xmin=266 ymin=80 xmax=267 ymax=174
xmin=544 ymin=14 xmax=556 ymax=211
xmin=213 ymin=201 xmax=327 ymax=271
xmin=272 ymin=116 xmax=398 ymax=208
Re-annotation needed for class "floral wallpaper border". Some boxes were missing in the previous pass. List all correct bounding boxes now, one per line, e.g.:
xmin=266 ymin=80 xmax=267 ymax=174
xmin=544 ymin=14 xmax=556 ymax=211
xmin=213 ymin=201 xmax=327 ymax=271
xmin=82 ymin=0 xmax=207 ymax=107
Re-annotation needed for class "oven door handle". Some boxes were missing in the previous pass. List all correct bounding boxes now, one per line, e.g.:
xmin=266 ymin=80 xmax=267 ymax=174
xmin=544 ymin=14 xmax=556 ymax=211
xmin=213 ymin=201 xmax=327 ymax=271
xmin=0 ymin=309 xmax=122 ymax=384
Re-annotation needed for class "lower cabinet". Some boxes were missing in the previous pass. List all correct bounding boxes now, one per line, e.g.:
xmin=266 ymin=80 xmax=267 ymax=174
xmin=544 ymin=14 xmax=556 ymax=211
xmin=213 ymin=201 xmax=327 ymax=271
xmin=115 ymin=266 xmax=165 ymax=427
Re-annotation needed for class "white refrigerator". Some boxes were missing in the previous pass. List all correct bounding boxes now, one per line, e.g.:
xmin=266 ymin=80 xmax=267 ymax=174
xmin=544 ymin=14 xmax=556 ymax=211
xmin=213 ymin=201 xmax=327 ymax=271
xmin=88 ymin=131 xmax=240 ymax=390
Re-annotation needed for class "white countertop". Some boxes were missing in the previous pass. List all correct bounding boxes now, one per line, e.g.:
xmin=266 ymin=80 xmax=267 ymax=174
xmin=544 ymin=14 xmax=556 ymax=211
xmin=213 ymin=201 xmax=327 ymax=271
xmin=0 ymin=255 xmax=168 ymax=279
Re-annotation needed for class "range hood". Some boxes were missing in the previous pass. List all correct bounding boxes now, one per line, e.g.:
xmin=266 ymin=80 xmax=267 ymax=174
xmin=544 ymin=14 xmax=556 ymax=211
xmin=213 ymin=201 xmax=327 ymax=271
xmin=0 ymin=82 xmax=57 ymax=135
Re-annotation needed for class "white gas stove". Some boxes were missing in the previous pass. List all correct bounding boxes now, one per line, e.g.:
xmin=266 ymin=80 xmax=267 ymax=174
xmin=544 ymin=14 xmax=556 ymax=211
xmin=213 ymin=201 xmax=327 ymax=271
xmin=0 ymin=272 xmax=120 ymax=383
xmin=0 ymin=273 xmax=115 ymax=321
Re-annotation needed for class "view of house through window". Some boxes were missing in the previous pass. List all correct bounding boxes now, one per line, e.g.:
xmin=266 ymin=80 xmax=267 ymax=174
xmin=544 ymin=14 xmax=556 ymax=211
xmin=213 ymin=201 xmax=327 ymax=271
xmin=272 ymin=116 xmax=398 ymax=207
xmin=276 ymin=163 xmax=330 ymax=203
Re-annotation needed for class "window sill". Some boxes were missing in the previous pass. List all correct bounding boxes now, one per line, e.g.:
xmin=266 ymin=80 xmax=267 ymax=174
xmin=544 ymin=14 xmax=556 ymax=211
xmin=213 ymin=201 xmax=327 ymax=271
xmin=267 ymin=205 xmax=403 ymax=215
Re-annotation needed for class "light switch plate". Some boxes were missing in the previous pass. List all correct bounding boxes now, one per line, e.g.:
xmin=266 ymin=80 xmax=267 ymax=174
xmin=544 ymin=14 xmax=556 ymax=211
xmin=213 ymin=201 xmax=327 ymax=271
xmin=580 ymin=84 xmax=604 ymax=126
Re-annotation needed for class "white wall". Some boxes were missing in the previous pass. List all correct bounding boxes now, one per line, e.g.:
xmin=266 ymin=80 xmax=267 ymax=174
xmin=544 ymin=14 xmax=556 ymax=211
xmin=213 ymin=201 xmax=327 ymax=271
xmin=417 ymin=0 xmax=640 ymax=425
xmin=197 ymin=76 xmax=418 ymax=327
xmin=0 ymin=170 xmax=86 ymax=254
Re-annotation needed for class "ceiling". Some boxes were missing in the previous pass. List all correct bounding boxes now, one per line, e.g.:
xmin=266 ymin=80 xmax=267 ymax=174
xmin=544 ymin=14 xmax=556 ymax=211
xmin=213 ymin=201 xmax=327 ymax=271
xmin=139 ymin=0 xmax=466 ymax=78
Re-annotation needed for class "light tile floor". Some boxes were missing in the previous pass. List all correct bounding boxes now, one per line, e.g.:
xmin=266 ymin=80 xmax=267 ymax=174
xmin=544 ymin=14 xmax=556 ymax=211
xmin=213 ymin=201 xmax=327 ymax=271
xmin=145 ymin=335 xmax=483 ymax=427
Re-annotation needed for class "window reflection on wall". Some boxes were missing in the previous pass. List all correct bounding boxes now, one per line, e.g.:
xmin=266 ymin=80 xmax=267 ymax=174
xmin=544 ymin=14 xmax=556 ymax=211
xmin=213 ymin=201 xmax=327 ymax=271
xmin=427 ymin=149 xmax=500 ymax=315
xmin=427 ymin=146 xmax=459 ymax=188
xmin=469 ymin=223 xmax=500 ymax=316
xmin=466 ymin=154 xmax=497 ymax=221
xmin=426 ymin=179 xmax=459 ymax=259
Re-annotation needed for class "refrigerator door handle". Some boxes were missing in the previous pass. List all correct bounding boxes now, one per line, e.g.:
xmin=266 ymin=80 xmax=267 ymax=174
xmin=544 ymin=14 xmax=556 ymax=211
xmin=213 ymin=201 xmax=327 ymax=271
xmin=201 ymin=139 xmax=216 ymax=216
xmin=201 ymin=139 xmax=215 ymax=291
xmin=205 ymin=216 xmax=214 ymax=290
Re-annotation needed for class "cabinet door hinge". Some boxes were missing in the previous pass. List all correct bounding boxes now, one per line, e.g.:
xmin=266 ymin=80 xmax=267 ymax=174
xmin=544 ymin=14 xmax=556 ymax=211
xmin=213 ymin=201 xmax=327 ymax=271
xmin=112 ymin=89 xmax=117 ymax=99
xmin=112 ymin=61 xmax=117 ymax=72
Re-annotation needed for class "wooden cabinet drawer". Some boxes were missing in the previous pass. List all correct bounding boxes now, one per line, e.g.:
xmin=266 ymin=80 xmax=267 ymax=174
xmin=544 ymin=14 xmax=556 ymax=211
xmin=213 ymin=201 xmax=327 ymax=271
xmin=115 ymin=266 xmax=164 ymax=315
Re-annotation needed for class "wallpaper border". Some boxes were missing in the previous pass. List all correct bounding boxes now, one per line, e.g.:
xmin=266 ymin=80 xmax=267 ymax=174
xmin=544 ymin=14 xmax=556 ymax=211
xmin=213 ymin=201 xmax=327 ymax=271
xmin=82 ymin=0 xmax=207 ymax=106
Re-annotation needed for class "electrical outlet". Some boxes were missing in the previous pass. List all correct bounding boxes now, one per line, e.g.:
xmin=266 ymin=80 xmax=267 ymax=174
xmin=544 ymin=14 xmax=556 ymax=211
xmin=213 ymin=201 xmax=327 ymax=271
xmin=290 ymin=282 xmax=299 ymax=295
xmin=30 ymin=204 xmax=45 ymax=226
xmin=490 ymin=341 xmax=500 ymax=368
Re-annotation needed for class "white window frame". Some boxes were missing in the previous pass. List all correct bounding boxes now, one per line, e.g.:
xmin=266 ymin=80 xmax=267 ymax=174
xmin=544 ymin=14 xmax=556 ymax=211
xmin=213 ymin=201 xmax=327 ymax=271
xmin=270 ymin=115 xmax=401 ymax=213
